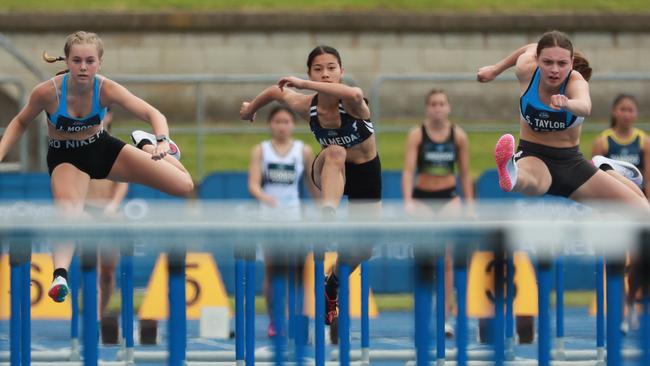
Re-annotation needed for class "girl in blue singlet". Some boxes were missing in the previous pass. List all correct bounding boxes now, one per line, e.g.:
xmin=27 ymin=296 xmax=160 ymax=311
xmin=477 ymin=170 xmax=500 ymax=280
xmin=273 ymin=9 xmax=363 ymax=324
xmin=477 ymin=30 xmax=649 ymax=211
xmin=0 ymin=31 xmax=194 ymax=303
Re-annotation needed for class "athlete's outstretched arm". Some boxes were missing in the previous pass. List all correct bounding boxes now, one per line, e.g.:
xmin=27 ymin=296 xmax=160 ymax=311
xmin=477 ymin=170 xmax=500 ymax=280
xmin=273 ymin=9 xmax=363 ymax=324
xmin=240 ymin=85 xmax=310 ymax=122
xmin=102 ymin=79 xmax=172 ymax=160
xmin=0 ymin=83 xmax=49 ymax=162
xmin=477 ymin=43 xmax=537 ymax=83
xmin=401 ymin=127 xmax=421 ymax=206
xmin=247 ymin=144 xmax=278 ymax=207
xmin=278 ymin=76 xmax=370 ymax=119
xmin=455 ymin=126 xmax=474 ymax=202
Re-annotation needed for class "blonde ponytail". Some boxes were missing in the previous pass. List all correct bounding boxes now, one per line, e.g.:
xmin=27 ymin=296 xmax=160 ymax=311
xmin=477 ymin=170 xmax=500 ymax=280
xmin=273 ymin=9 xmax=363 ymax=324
xmin=42 ymin=51 xmax=68 ymax=76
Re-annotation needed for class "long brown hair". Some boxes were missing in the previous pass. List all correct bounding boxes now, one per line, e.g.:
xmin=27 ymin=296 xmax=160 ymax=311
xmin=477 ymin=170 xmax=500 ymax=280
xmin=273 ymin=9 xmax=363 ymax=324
xmin=536 ymin=30 xmax=574 ymax=57
xmin=572 ymin=51 xmax=592 ymax=82
xmin=537 ymin=30 xmax=592 ymax=81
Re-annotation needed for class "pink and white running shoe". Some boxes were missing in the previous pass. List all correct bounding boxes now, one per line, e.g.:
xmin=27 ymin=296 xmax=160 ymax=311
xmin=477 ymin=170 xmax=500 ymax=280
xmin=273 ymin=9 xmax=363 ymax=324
xmin=494 ymin=134 xmax=519 ymax=192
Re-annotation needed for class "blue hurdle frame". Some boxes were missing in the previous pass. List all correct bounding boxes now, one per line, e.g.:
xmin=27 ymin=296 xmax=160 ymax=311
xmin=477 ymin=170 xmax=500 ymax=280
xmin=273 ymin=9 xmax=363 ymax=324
xmin=7 ymin=225 xmax=650 ymax=366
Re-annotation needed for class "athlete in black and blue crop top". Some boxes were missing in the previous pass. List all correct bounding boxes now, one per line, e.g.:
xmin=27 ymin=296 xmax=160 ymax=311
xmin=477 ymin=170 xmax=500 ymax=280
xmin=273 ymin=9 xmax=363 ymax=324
xmin=241 ymin=45 xmax=380 ymax=341
xmin=0 ymin=31 xmax=194 ymax=303
xmin=47 ymin=72 xmax=108 ymax=133
xmin=44 ymin=72 xmax=126 ymax=179
xmin=478 ymin=31 xmax=649 ymax=211
xmin=401 ymin=89 xmax=473 ymax=338
xmin=519 ymin=67 xmax=584 ymax=132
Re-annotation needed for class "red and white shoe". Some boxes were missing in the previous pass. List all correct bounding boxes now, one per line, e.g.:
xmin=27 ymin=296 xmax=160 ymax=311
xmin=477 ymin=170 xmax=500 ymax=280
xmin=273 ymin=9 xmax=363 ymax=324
xmin=48 ymin=276 xmax=69 ymax=303
xmin=445 ymin=321 xmax=455 ymax=339
xmin=494 ymin=134 xmax=519 ymax=192
xmin=130 ymin=130 xmax=181 ymax=160
xmin=268 ymin=322 xmax=277 ymax=338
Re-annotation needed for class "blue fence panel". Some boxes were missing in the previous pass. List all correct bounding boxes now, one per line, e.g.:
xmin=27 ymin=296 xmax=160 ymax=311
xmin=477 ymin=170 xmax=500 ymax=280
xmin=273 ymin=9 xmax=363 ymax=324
xmin=0 ymin=170 xmax=597 ymax=292
xmin=126 ymin=183 xmax=185 ymax=201
xmin=198 ymin=172 xmax=252 ymax=200
xmin=0 ymin=173 xmax=52 ymax=200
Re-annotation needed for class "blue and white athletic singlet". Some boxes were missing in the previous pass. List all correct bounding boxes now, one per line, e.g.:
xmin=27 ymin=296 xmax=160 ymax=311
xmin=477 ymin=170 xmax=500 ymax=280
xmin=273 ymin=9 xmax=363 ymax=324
xmin=520 ymin=68 xmax=584 ymax=132
xmin=47 ymin=73 xmax=107 ymax=133
xmin=260 ymin=140 xmax=305 ymax=219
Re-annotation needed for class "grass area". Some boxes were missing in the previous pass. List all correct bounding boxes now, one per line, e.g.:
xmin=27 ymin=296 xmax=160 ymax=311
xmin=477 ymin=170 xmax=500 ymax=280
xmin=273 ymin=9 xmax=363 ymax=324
xmin=2 ymin=0 xmax=650 ymax=12
xmin=105 ymin=291 xmax=594 ymax=315
xmin=115 ymin=122 xmax=604 ymax=181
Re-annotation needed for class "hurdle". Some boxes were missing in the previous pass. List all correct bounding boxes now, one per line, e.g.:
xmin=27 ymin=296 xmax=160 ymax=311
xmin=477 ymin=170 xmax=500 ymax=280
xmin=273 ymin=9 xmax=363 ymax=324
xmin=3 ymin=201 xmax=650 ymax=366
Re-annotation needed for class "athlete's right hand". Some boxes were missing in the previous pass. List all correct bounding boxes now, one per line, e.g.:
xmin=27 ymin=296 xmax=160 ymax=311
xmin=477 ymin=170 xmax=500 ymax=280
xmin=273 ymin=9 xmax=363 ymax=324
xmin=240 ymin=102 xmax=256 ymax=122
xmin=477 ymin=65 xmax=498 ymax=83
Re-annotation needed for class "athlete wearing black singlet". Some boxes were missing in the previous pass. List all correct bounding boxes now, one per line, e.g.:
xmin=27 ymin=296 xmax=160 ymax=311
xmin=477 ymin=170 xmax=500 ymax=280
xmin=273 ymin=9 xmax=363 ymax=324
xmin=241 ymin=45 xmax=380 ymax=343
xmin=413 ymin=124 xmax=458 ymax=199
xmin=308 ymin=94 xmax=381 ymax=200
xmin=403 ymin=90 xmax=473 ymax=208
xmin=402 ymin=89 xmax=473 ymax=338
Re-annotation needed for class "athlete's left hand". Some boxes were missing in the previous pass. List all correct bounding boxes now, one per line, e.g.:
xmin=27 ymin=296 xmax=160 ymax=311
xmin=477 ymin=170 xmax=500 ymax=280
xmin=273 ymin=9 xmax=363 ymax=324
xmin=278 ymin=76 xmax=307 ymax=91
xmin=152 ymin=140 xmax=169 ymax=161
xmin=550 ymin=94 xmax=569 ymax=110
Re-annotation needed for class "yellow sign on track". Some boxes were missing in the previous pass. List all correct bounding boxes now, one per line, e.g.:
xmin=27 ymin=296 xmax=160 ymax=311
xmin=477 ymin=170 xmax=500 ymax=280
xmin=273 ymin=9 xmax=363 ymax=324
xmin=467 ymin=251 xmax=538 ymax=317
xmin=139 ymin=253 xmax=231 ymax=320
xmin=0 ymin=254 xmax=72 ymax=320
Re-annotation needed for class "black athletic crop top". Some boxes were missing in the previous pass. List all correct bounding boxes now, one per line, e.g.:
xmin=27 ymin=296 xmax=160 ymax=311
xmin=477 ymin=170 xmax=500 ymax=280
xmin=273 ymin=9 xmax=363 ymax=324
xmin=309 ymin=94 xmax=374 ymax=149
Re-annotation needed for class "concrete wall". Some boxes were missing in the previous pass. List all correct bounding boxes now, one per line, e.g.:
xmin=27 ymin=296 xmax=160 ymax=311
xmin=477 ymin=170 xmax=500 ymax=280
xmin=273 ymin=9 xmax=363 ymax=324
xmin=1 ymin=12 xmax=650 ymax=123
